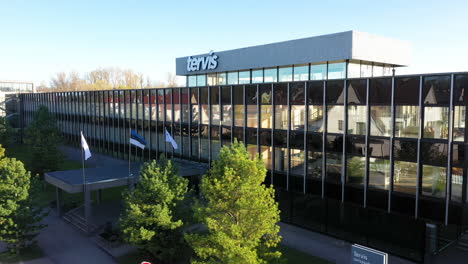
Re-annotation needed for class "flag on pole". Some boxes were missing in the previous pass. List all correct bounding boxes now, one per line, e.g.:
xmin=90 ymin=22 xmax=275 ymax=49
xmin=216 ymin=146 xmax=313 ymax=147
xmin=130 ymin=129 xmax=147 ymax=149
xmin=80 ymin=131 xmax=92 ymax=160
xmin=165 ymin=128 xmax=178 ymax=149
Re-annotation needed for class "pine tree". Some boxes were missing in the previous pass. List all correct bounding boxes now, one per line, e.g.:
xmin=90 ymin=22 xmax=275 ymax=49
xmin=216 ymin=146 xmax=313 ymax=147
xmin=186 ymin=141 xmax=282 ymax=264
xmin=24 ymin=105 xmax=62 ymax=175
xmin=0 ymin=145 xmax=47 ymax=254
xmin=119 ymin=158 xmax=191 ymax=263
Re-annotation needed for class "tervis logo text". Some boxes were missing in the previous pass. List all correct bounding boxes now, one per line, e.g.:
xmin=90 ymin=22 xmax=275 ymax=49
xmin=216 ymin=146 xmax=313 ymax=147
xmin=186 ymin=52 xmax=218 ymax=72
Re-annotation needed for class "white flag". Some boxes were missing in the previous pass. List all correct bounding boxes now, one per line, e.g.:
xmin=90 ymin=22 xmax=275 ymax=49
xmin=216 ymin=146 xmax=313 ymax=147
xmin=80 ymin=131 xmax=92 ymax=160
xmin=165 ymin=128 xmax=178 ymax=150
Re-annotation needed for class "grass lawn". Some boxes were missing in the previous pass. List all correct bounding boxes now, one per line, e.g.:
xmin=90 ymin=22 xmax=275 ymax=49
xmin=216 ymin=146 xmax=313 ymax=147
xmin=116 ymin=245 xmax=333 ymax=264
xmin=0 ymin=244 xmax=45 ymax=263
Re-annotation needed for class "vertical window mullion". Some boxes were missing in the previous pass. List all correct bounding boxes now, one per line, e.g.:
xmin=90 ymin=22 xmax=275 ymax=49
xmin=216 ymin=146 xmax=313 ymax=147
xmin=389 ymin=77 xmax=396 ymax=213
xmin=286 ymin=83 xmax=291 ymax=191
xmin=364 ymin=79 xmax=370 ymax=208
xmin=445 ymin=74 xmax=455 ymax=225
xmin=322 ymin=81 xmax=327 ymax=199
xmin=415 ymin=76 xmax=424 ymax=219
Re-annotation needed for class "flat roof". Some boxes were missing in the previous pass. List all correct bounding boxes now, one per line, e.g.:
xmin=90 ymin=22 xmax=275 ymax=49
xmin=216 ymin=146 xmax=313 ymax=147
xmin=45 ymin=160 xmax=208 ymax=193
xmin=176 ymin=30 xmax=411 ymax=76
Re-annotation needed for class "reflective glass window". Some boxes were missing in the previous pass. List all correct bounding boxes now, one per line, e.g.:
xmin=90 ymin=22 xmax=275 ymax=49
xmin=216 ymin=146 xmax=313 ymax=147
xmin=422 ymin=165 xmax=446 ymax=198
xmin=245 ymin=85 xmax=257 ymax=128
xmin=308 ymin=105 xmax=324 ymax=132
xmin=360 ymin=62 xmax=372 ymax=78
xmin=394 ymin=161 xmax=417 ymax=195
xmin=423 ymin=75 xmax=450 ymax=105
xmin=326 ymin=80 xmax=344 ymax=104
xmin=221 ymin=86 xmax=232 ymax=126
xmin=453 ymin=106 xmax=465 ymax=141
xmin=252 ymin=69 xmax=263 ymax=83
xmin=239 ymin=71 xmax=250 ymax=84
xmin=307 ymin=81 xmax=323 ymax=105
xmin=327 ymin=105 xmax=344 ymax=133
xmin=395 ymin=77 xmax=419 ymax=105
xmin=347 ymin=155 xmax=365 ymax=185
xmin=395 ymin=106 xmax=420 ymax=138
xmin=373 ymin=64 xmax=384 ymax=77
xmin=369 ymin=158 xmax=390 ymax=190
xmin=279 ymin=67 xmax=293 ymax=82
xmin=207 ymin=73 xmax=217 ymax=86
xmin=370 ymin=106 xmax=391 ymax=136
xmin=196 ymin=75 xmax=206 ymax=86
xmin=217 ymin=73 xmax=227 ymax=85
xmin=188 ymin=76 xmax=196 ymax=87
xmin=227 ymin=72 xmax=238 ymax=85
xmin=454 ymin=74 xmax=468 ymax=104
xmin=328 ymin=62 xmax=346 ymax=79
xmin=347 ymin=105 xmax=367 ymax=135
xmin=264 ymin=68 xmax=278 ymax=83
xmin=347 ymin=62 xmax=360 ymax=78
xmin=293 ymin=65 xmax=309 ymax=81
xmin=423 ymin=107 xmax=449 ymax=139
xmin=452 ymin=167 xmax=463 ymax=202
xmin=370 ymin=78 xmax=392 ymax=105
xmin=200 ymin=88 xmax=209 ymax=125
xmin=211 ymin=87 xmax=220 ymax=125
xmin=310 ymin=64 xmax=327 ymax=80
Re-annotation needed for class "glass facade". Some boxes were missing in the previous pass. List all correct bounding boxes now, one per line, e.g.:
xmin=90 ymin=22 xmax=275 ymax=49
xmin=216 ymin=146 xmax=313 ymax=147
xmin=21 ymin=73 xmax=468 ymax=263
xmin=187 ymin=60 xmax=396 ymax=87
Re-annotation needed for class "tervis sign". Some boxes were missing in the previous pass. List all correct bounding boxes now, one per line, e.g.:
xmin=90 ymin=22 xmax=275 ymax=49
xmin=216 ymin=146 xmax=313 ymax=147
xmin=186 ymin=51 xmax=218 ymax=72
xmin=351 ymin=244 xmax=387 ymax=264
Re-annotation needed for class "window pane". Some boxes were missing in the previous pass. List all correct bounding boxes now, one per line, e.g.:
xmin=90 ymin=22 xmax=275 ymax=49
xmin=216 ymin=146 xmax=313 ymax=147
xmin=308 ymin=105 xmax=324 ymax=132
xmin=370 ymin=78 xmax=392 ymax=105
xmin=328 ymin=62 xmax=346 ymax=79
xmin=395 ymin=77 xmax=419 ymax=105
xmin=291 ymin=105 xmax=305 ymax=130
xmin=239 ymin=71 xmax=250 ymax=84
xmin=261 ymin=105 xmax=273 ymax=129
xmin=360 ymin=62 xmax=372 ymax=78
xmin=347 ymin=62 xmax=360 ymax=78
xmin=422 ymin=165 xmax=446 ymax=198
xmin=370 ymin=106 xmax=391 ymax=136
xmin=394 ymin=161 xmax=417 ymax=194
xmin=327 ymin=105 xmax=344 ymax=133
xmin=423 ymin=75 xmax=450 ymax=105
xmin=454 ymin=74 xmax=468 ymax=104
xmin=217 ymin=73 xmax=226 ymax=85
xmin=207 ymin=73 xmax=217 ymax=86
xmin=310 ymin=64 xmax=327 ymax=80
xmin=274 ymin=105 xmax=288 ymax=130
xmin=347 ymin=105 xmax=366 ymax=135
xmin=188 ymin=76 xmax=196 ymax=87
xmin=293 ymin=65 xmax=308 ymax=81
xmin=264 ymin=68 xmax=278 ymax=83
xmin=326 ymin=80 xmax=344 ymax=104
xmin=452 ymin=167 xmax=463 ymax=202
xmin=369 ymin=158 xmax=390 ymax=190
xmin=453 ymin=106 xmax=465 ymax=141
xmin=227 ymin=72 xmax=238 ymax=85
xmin=395 ymin=106 xmax=420 ymax=138
xmin=279 ymin=67 xmax=293 ymax=82
xmin=347 ymin=155 xmax=365 ymax=185
xmin=252 ymin=70 xmax=263 ymax=83
xmin=197 ymin=75 xmax=206 ymax=86
xmin=423 ymin=107 xmax=449 ymax=139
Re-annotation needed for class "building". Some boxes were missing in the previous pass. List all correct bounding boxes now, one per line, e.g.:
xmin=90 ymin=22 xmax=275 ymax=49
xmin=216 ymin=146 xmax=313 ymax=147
xmin=0 ymin=80 xmax=34 ymax=129
xmin=19 ymin=31 xmax=468 ymax=263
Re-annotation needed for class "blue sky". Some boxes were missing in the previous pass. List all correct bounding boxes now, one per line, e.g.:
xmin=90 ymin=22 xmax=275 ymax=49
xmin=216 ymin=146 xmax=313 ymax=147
xmin=1 ymin=0 xmax=468 ymax=86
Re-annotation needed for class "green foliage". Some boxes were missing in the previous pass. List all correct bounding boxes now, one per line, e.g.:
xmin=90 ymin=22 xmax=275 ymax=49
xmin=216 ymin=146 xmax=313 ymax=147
xmin=0 ymin=145 xmax=47 ymax=254
xmin=119 ymin=157 xmax=190 ymax=263
xmin=24 ymin=105 xmax=63 ymax=175
xmin=186 ymin=140 xmax=282 ymax=264
xmin=0 ymin=116 xmax=15 ymax=147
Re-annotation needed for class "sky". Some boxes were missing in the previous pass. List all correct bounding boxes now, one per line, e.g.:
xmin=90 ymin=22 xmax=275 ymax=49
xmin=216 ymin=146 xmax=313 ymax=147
xmin=1 ymin=0 xmax=468 ymax=86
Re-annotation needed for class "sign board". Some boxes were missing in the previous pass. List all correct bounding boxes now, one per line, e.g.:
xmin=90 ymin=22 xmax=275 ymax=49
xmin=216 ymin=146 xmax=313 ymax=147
xmin=351 ymin=244 xmax=388 ymax=264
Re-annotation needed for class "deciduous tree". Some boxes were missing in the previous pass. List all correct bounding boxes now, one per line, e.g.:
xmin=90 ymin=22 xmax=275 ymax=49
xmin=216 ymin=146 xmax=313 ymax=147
xmin=0 ymin=145 xmax=47 ymax=254
xmin=186 ymin=141 xmax=282 ymax=264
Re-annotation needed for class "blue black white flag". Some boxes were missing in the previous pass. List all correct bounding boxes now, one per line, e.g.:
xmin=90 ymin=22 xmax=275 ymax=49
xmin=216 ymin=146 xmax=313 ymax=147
xmin=165 ymin=128 xmax=178 ymax=150
xmin=130 ymin=129 xmax=147 ymax=149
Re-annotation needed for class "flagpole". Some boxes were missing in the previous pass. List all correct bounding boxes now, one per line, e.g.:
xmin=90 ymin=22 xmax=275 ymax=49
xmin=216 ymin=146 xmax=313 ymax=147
xmin=81 ymin=132 xmax=87 ymax=232
xmin=128 ymin=128 xmax=131 ymax=188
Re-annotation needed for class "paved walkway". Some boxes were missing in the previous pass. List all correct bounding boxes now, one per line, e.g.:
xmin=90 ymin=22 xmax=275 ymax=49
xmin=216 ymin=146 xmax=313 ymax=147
xmin=279 ymin=222 xmax=416 ymax=264
xmin=36 ymin=214 xmax=116 ymax=264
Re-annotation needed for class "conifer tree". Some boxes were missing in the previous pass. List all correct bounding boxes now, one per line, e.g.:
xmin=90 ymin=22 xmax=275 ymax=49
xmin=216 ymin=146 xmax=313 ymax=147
xmin=120 ymin=158 xmax=190 ymax=263
xmin=24 ymin=105 xmax=62 ymax=175
xmin=186 ymin=141 xmax=282 ymax=264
